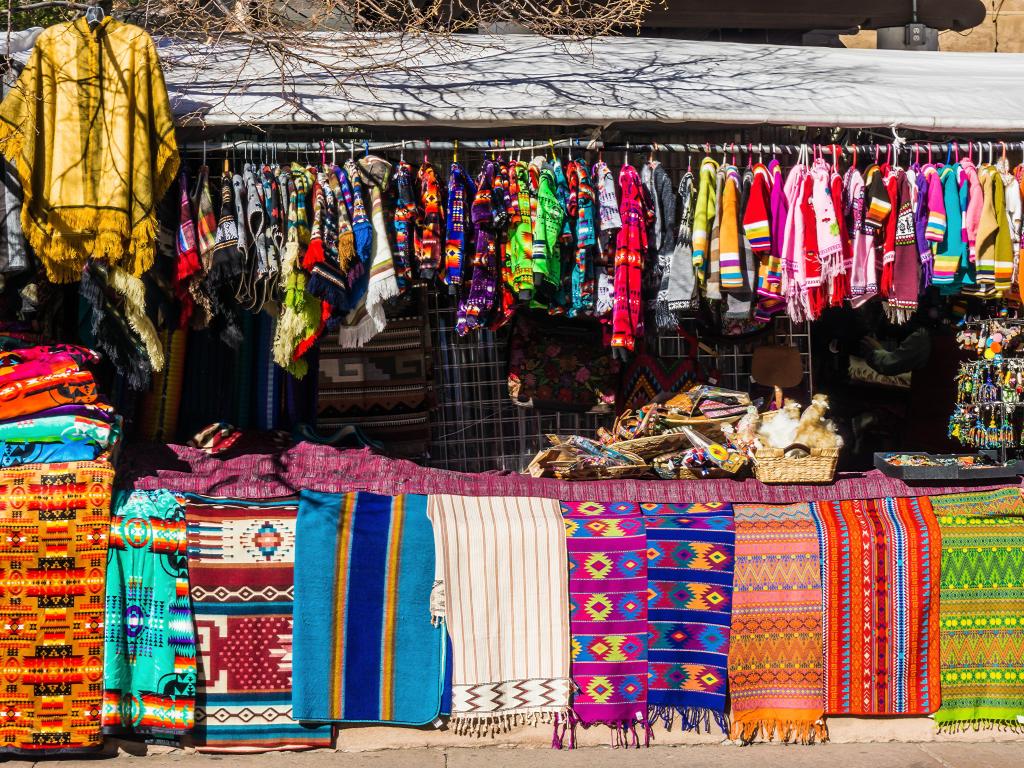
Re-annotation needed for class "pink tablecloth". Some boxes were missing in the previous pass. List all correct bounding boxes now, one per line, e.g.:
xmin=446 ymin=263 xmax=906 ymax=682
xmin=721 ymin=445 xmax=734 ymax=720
xmin=125 ymin=441 xmax=1024 ymax=503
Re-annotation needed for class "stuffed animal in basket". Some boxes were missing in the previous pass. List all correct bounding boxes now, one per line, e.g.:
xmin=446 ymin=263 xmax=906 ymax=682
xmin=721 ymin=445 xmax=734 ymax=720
xmin=755 ymin=399 xmax=802 ymax=450
xmin=794 ymin=394 xmax=844 ymax=454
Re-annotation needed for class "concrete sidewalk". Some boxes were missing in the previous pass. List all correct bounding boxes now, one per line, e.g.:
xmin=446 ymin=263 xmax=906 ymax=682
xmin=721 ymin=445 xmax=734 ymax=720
xmin=5 ymin=743 xmax=1024 ymax=768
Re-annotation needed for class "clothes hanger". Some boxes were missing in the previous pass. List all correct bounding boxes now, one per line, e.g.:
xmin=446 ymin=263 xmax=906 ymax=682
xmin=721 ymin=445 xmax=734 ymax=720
xmin=85 ymin=4 xmax=105 ymax=31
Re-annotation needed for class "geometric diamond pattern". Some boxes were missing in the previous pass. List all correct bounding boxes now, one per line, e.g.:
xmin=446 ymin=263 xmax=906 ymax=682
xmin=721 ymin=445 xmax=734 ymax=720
xmin=644 ymin=508 xmax=734 ymax=734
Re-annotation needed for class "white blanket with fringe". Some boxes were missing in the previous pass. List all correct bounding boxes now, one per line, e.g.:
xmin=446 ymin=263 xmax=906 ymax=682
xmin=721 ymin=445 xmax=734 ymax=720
xmin=427 ymin=495 xmax=571 ymax=734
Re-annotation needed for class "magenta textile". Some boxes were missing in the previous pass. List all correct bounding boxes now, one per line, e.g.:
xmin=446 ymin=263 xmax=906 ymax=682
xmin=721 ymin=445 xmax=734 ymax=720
xmin=126 ymin=442 xmax=1020 ymax=503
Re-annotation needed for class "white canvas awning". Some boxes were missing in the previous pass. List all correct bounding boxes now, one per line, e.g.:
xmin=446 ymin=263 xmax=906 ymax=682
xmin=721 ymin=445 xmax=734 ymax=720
xmin=6 ymin=30 xmax=1022 ymax=133
xmin=155 ymin=33 xmax=1024 ymax=132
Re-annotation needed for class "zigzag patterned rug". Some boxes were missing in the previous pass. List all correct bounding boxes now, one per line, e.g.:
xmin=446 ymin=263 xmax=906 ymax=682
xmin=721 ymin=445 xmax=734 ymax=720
xmin=729 ymin=503 xmax=826 ymax=744
xmin=812 ymin=497 xmax=941 ymax=716
xmin=427 ymin=496 xmax=571 ymax=734
xmin=561 ymin=501 xmax=648 ymax=744
xmin=930 ymin=489 xmax=1024 ymax=731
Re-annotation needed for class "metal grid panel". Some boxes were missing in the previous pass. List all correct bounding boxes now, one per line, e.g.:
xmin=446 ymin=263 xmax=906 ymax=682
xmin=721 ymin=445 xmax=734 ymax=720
xmin=427 ymin=303 xmax=813 ymax=474
xmin=427 ymin=300 xmax=611 ymax=473
xmin=658 ymin=318 xmax=813 ymax=393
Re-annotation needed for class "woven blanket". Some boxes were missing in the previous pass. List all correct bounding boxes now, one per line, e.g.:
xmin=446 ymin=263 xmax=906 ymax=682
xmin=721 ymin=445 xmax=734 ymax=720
xmin=184 ymin=496 xmax=332 ymax=752
xmin=0 ymin=460 xmax=114 ymax=755
xmin=643 ymin=502 xmax=734 ymax=734
xmin=729 ymin=503 xmax=826 ymax=744
xmin=930 ymin=488 xmax=1024 ymax=731
xmin=427 ymin=495 xmax=571 ymax=733
xmin=293 ymin=490 xmax=444 ymax=724
xmin=812 ymin=497 xmax=940 ymax=715
xmin=317 ymin=290 xmax=432 ymax=458
xmin=103 ymin=489 xmax=196 ymax=738
xmin=560 ymin=501 xmax=648 ymax=745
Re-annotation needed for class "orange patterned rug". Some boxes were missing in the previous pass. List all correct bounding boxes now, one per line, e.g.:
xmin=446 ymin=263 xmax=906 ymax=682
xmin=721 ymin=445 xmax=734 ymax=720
xmin=0 ymin=461 xmax=114 ymax=755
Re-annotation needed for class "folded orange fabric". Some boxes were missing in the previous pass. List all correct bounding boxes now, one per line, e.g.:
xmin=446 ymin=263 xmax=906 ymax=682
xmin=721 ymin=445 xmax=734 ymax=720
xmin=0 ymin=369 xmax=97 ymax=421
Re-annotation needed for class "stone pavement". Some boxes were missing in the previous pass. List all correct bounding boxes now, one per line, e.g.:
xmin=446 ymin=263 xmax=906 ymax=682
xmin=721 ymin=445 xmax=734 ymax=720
xmin=4 ymin=743 xmax=1024 ymax=768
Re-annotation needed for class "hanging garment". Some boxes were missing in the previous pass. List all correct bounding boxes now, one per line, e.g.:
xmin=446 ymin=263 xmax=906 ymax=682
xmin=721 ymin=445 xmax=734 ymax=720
xmin=746 ymin=162 xmax=784 ymax=320
xmin=391 ymin=160 xmax=417 ymax=291
xmin=659 ymin=171 xmax=697 ymax=321
xmin=444 ymin=162 xmax=475 ymax=288
xmin=886 ymin=171 xmax=922 ymax=322
xmin=960 ymin=158 xmax=984 ymax=264
xmin=706 ymin=164 xmax=727 ymax=301
xmin=203 ymin=173 xmax=244 ymax=349
xmin=718 ymin=167 xmax=743 ymax=291
xmin=977 ymin=166 xmax=1014 ymax=295
xmin=780 ymin=163 xmax=808 ymax=321
xmin=507 ymin=161 xmax=536 ymax=299
xmin=568 ymin=160 xmax=598 ymax=317
xmin=80 ymin=261 xmax=155 ymax=391
xmin=0 ymin=18 xmax=178 ymax=283
xmin=459 ymin=160 xmax=500 ymax=333
xmin=828 ymin=164 xmax=852 ymax=305
xmin=103 ymin=489 xmax=196 ymax=738
xmin=175 ymin=173 xmax=203 ymax=328
xmin=933 ymin=164 xmax=967 ymax=290
xmin=845 ymin=167 xmax=876 ymax=307
xmin=274 ymin=173 xmax=327 ymax=378
xmin=744 ymin=162 xmax=773 ymax=297
xmin=810 ymin=160 xmax=843 ymax=310
xmin=912 ymin=165 xmax=934 ymax=288
xmin=691 ymin=158 xmax=719 ymax=291
xmin=723 ymin=167 xmax=754 ymax=321
xmin=307 ymin=167 xmax=353 ymax=316
xmin=593 ymin=160 xmax=622 ymax=267
xmin=0 ymin=158 xmax=27 ymax=274
xmin=642 ymin=161 xmax=677 ymax=309
xmin=612 ymin=165 xmax=649 ymax=351
xmin=532 ymin=162 xmax=565 ymax=300
xmin=415 ymin=163 xmax=444 ymax=280
xmin=338 ymin=156 xmax=400 ymax=349
xmin=1001 ymin=165 xmax=1022 ymax=288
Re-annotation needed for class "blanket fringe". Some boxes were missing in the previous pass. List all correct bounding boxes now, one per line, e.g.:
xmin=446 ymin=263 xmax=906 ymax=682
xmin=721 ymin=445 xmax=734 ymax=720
xmin=729 ymin=717 xmax=828 ymax=745
xmin=552 ymin=711 xmax=652 ymax=750
xmin=936 ymin=719 xmax=1024 ymax=734
xmin=649 ymin=705 xmax=729 ymax=735
xmin=451 ymin=709 xmax=562 ymax=738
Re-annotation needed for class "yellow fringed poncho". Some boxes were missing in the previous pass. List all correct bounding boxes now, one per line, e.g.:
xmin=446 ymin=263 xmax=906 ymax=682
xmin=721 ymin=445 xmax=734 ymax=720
xmin=0 ymin=18 xmax=179 ymax=283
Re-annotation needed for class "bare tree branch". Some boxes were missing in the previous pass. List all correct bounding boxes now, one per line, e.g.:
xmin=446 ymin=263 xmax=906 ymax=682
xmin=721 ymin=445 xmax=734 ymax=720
xmin=5 ymin=1 xmax=656 ymax=122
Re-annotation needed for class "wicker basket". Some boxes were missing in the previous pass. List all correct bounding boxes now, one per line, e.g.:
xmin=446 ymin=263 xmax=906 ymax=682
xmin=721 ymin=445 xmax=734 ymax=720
xmin=609 ymin=432 xmax=691 ymax=459
xmin=753 ymin=444 xmax=840 ymax=484
xmin=554 ymin=463 xmax=653 ymax=481
xmin=661 ymin=413 xmax=742 ymax=441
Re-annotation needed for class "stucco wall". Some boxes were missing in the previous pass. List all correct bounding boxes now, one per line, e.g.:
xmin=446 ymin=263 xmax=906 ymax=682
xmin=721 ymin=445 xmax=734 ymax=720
xmin=843 ymin=1 xmax=1024 ymax=51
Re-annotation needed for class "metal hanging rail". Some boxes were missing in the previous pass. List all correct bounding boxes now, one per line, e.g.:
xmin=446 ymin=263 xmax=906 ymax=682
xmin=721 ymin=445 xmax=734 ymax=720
xmin=178 ymin=138 xmax=1024 ymax=159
